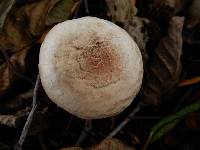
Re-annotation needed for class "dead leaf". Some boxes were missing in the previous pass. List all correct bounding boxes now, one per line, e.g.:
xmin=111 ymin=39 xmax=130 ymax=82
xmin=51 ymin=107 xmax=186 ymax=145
xmin=123 ymin=17 xmax=161 ymax=64
xmin=0 ymin=0 xmax=62 ymax=52
xmin=187 ymin=0 xmax=200 ymax=28
xmin=0 ymin=89 xmax=33 ymax=113
xmin=59 ymin=148 xmax=84 ymax=150
xmin=0 ymin=47 xmax=30 ymax=97
xmin=153 ymin=0 xmax=190 ymax=13
xmin=36 ymin=27 xmax=51 ymax=43
xmin=123 ymin=17 xmax=149 ymax=63
xmin=142 ymin=16 xmax=184 ymax=105
xmin=90 ymin=138 xmax=135 ymax=150
xmin=0 ymin=108 xmax=29 ymax=127
xmin=189 ymin=1 xmax=200 ymax=18
xmin=150 ymin=0 xmax=188 ymax=29
xmin=58 ymin=139 xmax=135 ymax=150
xmin=154 ymin=0 xmax=177 ymax=8
xmin=0 ymin=17 xmax=33 ymax=53
xmin=0 ymin=0 xmax=15 ymax=29
xmin=46 ymin=0 xmax=79 ymax=26
xmin=164 ymin=133 xmax=177 ymax=146
xmin=178 ymin=76 xmax=200 ymax=87
xmin=15 ymin=0 xmax=59 ymax=36
xmin=188 ymin=0 xmax=200 ymax=19
xmin=185 ymin=113 xmax=200 ymax=130
xmin=105 ymin=0 xmax=137 ymax=22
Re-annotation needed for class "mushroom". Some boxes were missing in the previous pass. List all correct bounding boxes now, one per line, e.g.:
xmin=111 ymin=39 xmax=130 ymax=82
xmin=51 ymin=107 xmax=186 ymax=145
xmin=39 ymin=17 xmax=143 ymax=119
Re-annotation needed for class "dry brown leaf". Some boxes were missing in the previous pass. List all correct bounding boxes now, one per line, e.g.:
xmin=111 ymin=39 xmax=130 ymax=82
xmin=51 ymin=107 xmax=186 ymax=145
xmin=36 ymin=27 xmax=52 ymax=43
xmin=153 ymin=0 xmax=189 ymax=12
xmin=0 ymin=17 xmax=33 ymax=53
xmin=15 ymin=0 xmax=59 ymax=36
xmin=0 ymin=0 xmax=76 ymax=53
xmin=59 ymin=148 xmax=84 ymax=150
xmin=123 ymin=17 xmax=149 ymax=62
xmin=123 ymin=17 xmax=161 ymax=64
xmin=178 ymin=76 xmax=200 ymax=87
xmin=0 ymin=0 xmax=58 ymax=53
xmin=0 ymin=89 xmax=33 ymax=113
xmin=0 ymin=47 xmax=30 ymax=97
xmin=105 ymin=0 xmax=137 ymax=22
xmin=0 ymin=0 xmax=15 ymax=29
xmin=59 ymin=139 xmax=136 ymax=150
xmin=164 ymin=133 xmax=177 ymax=146
xmin=187 ymin=0 xmax=200 ymax=28
xmin=185 ymin=113 xmax=199 ymax=130
xmin=142 ymin=16 xmax=184 ymax=105
xmin=154 ymin=0 xmax=177 ymax=8
xmin=0 ymin=108 xmax=29 ymax=127
xmin=188 ymin=0 xmax=200 ymax=20
xmin=90 ymin=138 xmax=135 ymax=150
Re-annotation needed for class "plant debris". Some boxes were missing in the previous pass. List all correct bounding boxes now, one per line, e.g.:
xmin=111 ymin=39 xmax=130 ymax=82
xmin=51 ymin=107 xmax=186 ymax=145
xmin=0 ymin=0 xmax=200 ymax=150
xmin=142 ymin=16 xmax=184 ymax=105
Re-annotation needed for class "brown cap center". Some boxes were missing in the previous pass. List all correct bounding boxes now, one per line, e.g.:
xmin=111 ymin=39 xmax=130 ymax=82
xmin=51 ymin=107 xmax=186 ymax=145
xmin=74 ymin=36 xmax=122 ymax=88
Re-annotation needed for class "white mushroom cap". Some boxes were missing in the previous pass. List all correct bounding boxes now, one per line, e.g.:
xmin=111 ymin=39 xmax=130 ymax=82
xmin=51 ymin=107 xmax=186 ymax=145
xmin=39 ymin=17 xmax=143 ymax=119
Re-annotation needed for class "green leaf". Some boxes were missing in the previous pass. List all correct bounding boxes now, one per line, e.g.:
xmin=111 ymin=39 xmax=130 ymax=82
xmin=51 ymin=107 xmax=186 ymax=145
xmin=46 ymin=0 xmax=75 ymax=26
xmin=142 ymin=100 xmax=200 ymax=150
xmin=151 ymin=119 xmax=179 ymax=143
xmin=105 ymin=0 xmax=137 ymax=22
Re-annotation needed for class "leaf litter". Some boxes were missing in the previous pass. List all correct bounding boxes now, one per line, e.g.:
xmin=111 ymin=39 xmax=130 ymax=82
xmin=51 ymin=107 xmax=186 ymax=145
xmin=0 ymin=0 xmax=200 ymax=150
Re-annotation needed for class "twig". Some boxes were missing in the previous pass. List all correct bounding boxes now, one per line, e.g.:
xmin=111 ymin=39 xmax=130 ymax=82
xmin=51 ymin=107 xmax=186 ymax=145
xmin=73 ymin=0 xmax=89 ymax=19
xmin=107 ymin=101 xmax=146 ymax=138
xmin=75 ymin=120 xmax=92 ymax=146
xmin=14 ymin=74 xmax=40 ymax=150
xmin=83 ymin=0 xmax=89 ymax=14
xmin=64 ymin=116 xmax=74 ymax=132
xmin=141 ymin=135 xmax=151 ymax=150
xmin=73 ymin=0 xmax=83 ymax=19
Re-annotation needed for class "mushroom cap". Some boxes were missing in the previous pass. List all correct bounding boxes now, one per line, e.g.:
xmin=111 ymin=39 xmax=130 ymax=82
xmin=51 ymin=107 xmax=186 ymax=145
xmin=39 ymin=17 xmax=143 ymax=119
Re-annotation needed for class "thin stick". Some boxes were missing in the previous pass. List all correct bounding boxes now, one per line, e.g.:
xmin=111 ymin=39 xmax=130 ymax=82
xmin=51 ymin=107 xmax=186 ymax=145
xmin=141 ymin=135 xmax=151 ymax=150
xmin=75 ymin=120 xmax=92 ymax=146
xmin=73 ymin=0 xmax=89 ymax=18
xmin=73 ymin=0 xmax=83 ymax=19
xmin=83 ymin=0 xmax=89 ymax=14
xmin=14 ymin=75 xmax=40 ymax=150
xmin=107 ymin=101 xmax=145 ymax=138
xmin=64 ymin=116 xmax=74 ymax=132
